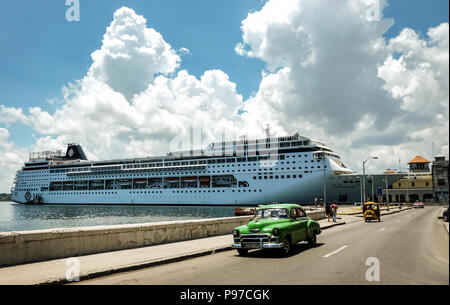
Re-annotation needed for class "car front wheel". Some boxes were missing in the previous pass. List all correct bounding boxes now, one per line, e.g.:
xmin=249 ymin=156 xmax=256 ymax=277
xmin=281 ymin=237 xmax=291 ymax=256
xmin=237 ymin=249 xmax=248 ymax=256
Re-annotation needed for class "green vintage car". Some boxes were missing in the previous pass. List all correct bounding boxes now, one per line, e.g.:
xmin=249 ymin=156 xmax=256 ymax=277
xmin=232 ymin=203 xmax=321 ymax=256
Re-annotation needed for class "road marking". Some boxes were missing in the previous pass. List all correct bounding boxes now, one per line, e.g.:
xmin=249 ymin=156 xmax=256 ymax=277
xmin=376 ymin=227 xmax=386 ymax=232
xmin=323 ymin=245 xmax=348 ymax=258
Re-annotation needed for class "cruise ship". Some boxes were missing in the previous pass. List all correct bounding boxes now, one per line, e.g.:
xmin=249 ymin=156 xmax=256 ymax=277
xmin=11 ymin=132 xmax=355 ymax=206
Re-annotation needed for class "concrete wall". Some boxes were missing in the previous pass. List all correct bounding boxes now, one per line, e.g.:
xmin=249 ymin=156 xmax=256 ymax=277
xmin=306 ymin=210 xmax=325 ymax=220
xmin=0 ymin=210 xmax=325 ymax=267
xmin=0 ymin=216 xmax=253 ymax=267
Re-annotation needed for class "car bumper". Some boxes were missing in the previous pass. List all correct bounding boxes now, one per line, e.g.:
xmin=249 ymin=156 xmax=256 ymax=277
xmin=232 ymin=242 xmax=284 ymax=249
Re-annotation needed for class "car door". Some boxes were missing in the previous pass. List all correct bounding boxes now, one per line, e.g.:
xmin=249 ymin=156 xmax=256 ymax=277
xmin=296 ymin=208 xmax=309 ymax=241
xmin=289 ymin=208 xmax=302 ymax=243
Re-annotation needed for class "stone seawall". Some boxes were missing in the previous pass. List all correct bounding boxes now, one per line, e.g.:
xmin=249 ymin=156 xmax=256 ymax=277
xmin=0 ymin=216 xmax=253 ymax=267
xmin=0 ymin=209 xmax=325 ymax=267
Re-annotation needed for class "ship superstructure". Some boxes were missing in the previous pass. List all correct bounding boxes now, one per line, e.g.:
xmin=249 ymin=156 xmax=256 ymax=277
xmin=11 ymin=133 xmax=353 ymax=205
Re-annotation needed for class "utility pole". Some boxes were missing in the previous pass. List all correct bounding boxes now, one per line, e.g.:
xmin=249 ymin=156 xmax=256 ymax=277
xmin=385 ymin=172 xmax=389 ymax=210
xmin=363 ymin=157 xmax=378 ymax=203
xmin=323 ymin=152 xmax=327 ymax=204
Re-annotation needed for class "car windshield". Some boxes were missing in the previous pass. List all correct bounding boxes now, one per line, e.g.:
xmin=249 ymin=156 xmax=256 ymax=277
xmin=254 ymin=208 xmax=288 ymax=219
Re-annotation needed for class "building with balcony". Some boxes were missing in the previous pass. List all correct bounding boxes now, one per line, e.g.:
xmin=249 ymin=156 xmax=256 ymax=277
xmin=432 ymin=155 xmax=449 ymax=203
xmin=389 ymin=156 xmax=434 ymax=203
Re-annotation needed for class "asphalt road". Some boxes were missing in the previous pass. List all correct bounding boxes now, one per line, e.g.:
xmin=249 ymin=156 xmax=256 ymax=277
xmin=76 ymin=206 xmax=449 ymax=285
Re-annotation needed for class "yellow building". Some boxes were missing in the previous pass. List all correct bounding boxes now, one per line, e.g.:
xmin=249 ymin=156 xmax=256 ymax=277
xmin=391 ymin=156 xmax=434 ymax=203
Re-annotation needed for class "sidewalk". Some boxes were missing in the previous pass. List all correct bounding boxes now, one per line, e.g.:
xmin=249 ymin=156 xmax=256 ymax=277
xmin=338 ymin=206 xmax=412 ymax=216
xmin=0 ymin=216 xmax=356 ymax=285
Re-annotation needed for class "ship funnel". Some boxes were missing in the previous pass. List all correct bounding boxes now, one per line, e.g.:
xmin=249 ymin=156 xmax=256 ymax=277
xmin=65 ymin=143 xmax=88 ymax=160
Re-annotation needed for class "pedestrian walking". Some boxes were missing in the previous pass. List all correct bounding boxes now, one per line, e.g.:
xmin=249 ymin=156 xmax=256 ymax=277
xmin=314 ymin=197 xmax=318 ymax=208
xmin=331 ymin=201 xmax=338 ymax=222
xmin=325 ymin=201 xmax=332 ymax=222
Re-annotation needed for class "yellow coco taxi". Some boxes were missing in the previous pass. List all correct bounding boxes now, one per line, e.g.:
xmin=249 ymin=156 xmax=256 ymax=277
xmin=363 ymin=202 xmax=381 ymax=222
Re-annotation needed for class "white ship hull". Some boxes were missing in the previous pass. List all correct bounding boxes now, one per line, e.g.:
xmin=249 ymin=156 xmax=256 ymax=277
xmin=11 ymin=136 xmax=354 ymax=206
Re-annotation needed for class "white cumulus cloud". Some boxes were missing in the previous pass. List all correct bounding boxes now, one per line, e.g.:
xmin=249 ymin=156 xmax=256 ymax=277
xmin=237 ymin=0 xmax=448 ymax=172
xmin=0 ymin=2 xmax=448 ymax=192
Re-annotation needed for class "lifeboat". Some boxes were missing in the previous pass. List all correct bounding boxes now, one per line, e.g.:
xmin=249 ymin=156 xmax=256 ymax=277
xmin=118 ymin=180 xmax=132 ymax=185
xmin=199 ymin=177 xmax=210 ymax=183
xmin=135 ymin=178 xmax=147 ymax=183
xmin=166 ymin=177 xmax=179 ymax=183
xmin=53 ymin=182 xmax=62 ymax=185
xmin=64 ymin=181 xmax=74 ymax=185
xmin=183 ymin=177 xmax=197 ymax=182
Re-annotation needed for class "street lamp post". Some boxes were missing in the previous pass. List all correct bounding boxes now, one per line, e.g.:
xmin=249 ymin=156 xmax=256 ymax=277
xmin=359 ymin=176 xmax=363 ymax=204
xmin=363 ymin=157 xmax=378 ymax=203
xmin=384 ymin=173 xmax=389 ymax=208
xmin=370 ymin=175 xmax=374 ymax=201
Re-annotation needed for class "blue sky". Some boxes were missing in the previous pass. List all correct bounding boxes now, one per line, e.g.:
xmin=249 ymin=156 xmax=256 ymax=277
xmin=1 ymin=0 xmax=448 ymax=109
xmin=0 ymin=0 xmax=448 ymax=191
xmin=0 ymin=0 xmax=268 ymax=146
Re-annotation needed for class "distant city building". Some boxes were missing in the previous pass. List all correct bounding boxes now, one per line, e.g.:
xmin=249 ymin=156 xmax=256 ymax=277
xmin=389 ymin=156 xmax=434 ymax=203
xmin=432 ymin=155 xmax=449 ymax=203
xmin=408 ymin=155 xmax=431 ymax=173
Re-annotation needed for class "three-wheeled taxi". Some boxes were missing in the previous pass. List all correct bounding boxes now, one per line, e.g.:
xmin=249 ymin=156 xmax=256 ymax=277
xmin=363 ymin=202 xmax=381 ymax=222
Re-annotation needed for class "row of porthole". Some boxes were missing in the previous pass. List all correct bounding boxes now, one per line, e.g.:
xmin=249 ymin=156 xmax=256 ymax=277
xmin=170 ymin=189 xmax=263 ymax=193
xmin=254 ymin=174 xmax=303 ymax=180
xmin=48 ymin=189 xmax=263 ymax=196
xmin=38 ymin=166 xmax=313 ymax=181
xmin=22 ymin=161 xmax=322 ymax=179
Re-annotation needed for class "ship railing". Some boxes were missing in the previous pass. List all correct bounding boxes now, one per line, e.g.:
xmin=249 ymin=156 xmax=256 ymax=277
xmin=29 ymin=150 xmax=65 ymax=161
xmin=122 ymin=164 xmax=207 ymax=171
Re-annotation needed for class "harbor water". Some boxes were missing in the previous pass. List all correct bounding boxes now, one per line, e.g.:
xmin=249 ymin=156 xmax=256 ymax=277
xmin=0 ymin=201 xmax=236 ymax=233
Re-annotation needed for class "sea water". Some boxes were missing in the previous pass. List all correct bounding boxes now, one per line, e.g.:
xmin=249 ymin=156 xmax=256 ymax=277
xmin=0 ymin=201 xmax=236 ymax=232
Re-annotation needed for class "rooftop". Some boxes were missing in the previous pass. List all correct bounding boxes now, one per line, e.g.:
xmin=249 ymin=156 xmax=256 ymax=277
xmin=408 ymin=156 xmax=430 ymax=164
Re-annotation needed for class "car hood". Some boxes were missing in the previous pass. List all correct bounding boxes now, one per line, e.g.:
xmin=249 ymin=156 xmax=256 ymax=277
xmin=246 ymin=218 xmax=290 ymax=231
